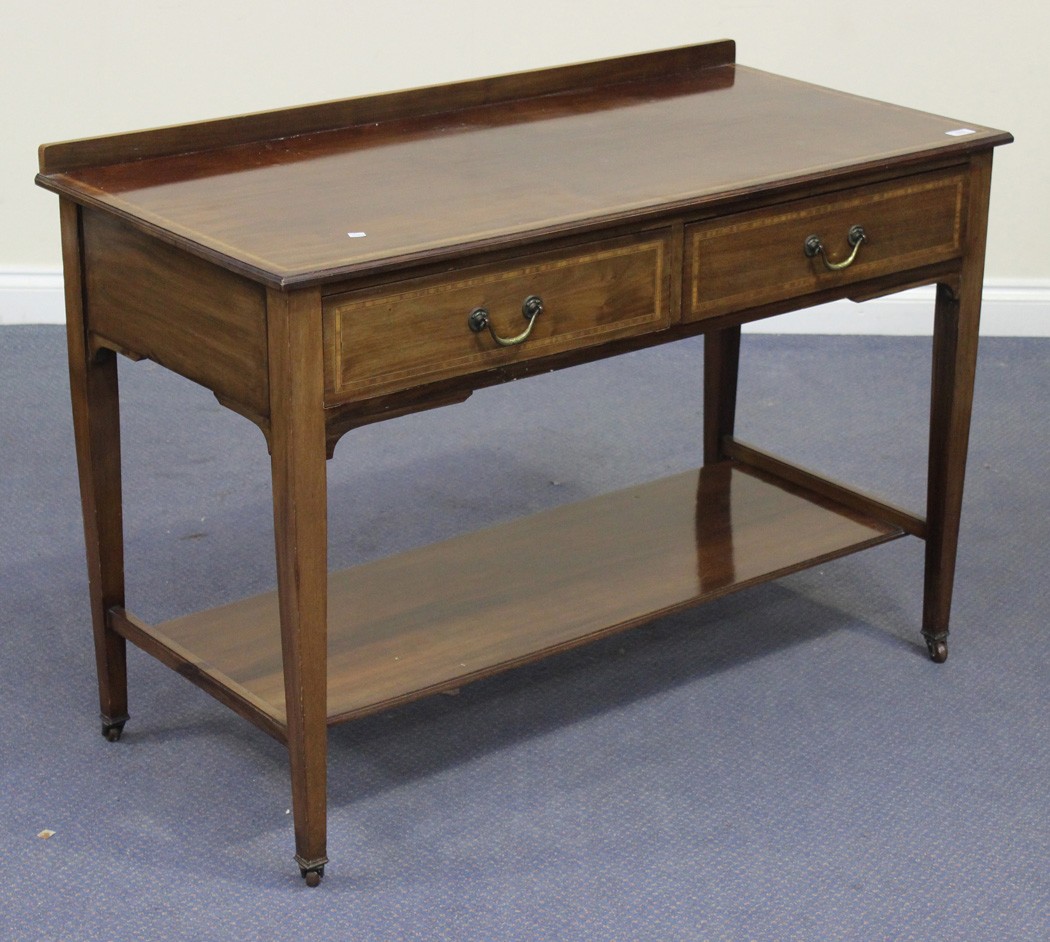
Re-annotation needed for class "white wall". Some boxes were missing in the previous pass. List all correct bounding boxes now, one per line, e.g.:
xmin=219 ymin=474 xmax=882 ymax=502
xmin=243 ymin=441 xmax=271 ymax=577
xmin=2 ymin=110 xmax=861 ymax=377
xmin=3 ymin=1 xmax=1045 ymax=329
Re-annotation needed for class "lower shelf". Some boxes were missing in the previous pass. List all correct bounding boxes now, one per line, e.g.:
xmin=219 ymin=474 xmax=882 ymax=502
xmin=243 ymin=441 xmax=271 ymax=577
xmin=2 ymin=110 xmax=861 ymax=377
xmin=124 ymin=460 xmax=905 ymax=737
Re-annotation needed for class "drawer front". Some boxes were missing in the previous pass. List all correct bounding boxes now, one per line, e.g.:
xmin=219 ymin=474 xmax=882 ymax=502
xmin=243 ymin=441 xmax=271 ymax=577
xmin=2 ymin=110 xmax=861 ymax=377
xmin=685 ymin=169 xmax=967 ymax=321
xmin=324 ymin=232 xmax=672 ymax=402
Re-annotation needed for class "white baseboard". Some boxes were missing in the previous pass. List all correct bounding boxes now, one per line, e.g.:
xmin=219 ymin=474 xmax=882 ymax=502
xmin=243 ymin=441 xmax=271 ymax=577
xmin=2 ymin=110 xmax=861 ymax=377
xmin=742 ymin=280 xmax=1050 ymax=336
xmin=0 ymin=270 xmax=66 ymax=326
xmin=1 ymin=269 xmax=1047 ymax=336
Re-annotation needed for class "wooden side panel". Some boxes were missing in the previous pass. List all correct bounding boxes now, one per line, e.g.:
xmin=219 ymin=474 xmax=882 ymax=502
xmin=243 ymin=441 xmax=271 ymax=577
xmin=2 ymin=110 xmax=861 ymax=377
xmin=323 ymin=232 xmax=672 ymax=402
xmin=82 ymin=209 xmax=269 ymax=417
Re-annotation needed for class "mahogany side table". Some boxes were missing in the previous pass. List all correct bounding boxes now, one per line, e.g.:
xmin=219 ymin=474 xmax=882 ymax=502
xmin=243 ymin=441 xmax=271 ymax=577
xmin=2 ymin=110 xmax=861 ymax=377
xmin=36 ymin=40 xmax=1012 ymax=885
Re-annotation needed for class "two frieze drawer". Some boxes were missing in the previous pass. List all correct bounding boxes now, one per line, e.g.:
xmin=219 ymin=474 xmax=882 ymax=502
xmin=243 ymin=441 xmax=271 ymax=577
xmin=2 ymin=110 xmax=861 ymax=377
xmin=323 ymin=169 xmax=966 ymax=401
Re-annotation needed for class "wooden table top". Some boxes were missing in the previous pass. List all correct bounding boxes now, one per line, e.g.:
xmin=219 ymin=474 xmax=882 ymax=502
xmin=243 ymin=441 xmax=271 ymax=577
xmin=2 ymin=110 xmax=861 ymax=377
xmin=37 ymin=43 xmax=1010 ymax=287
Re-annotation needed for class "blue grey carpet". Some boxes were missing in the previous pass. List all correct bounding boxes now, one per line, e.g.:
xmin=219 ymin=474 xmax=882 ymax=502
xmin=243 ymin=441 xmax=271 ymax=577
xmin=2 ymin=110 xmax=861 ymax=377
xmin=1 ymin=326 xmax=1047 ymax=940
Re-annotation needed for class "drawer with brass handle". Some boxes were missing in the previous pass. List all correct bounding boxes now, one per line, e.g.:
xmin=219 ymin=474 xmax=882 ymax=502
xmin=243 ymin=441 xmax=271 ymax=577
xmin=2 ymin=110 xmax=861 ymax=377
xmin=323 ymin=231 xmax=672 ymax=403
xmin=684 ymin=168 xmax=967 ymax=321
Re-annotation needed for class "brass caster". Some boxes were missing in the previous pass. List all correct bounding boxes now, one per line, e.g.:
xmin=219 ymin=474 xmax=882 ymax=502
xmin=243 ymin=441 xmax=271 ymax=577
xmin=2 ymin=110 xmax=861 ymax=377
xmin=101 ymin=717 xmax=128 ymax=741
xmin=300 ymin=865 xmax=324 ymax=887
xmin=925 ymin=637 xmax=948 ymax=663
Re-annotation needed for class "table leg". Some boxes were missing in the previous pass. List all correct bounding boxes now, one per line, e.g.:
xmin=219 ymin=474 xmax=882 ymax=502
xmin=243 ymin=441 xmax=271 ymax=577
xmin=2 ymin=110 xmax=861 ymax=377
xmin=60 ymin=199 xmax=129 ymax=741
xmin=267 ymin=287 xmax=329 ymax=885
xmin=922 ymin=152 xmax=994 ymax=663
xmin=704 ymin=324 xmax=742 ymax=464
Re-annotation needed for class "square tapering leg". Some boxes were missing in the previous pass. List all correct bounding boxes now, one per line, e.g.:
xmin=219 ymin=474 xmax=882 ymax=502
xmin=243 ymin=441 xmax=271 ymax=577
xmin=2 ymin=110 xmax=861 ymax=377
xmin=923 ymin=152 xmax=995 ymax=662
xmin=267 ymin=287 xmax=329 ymax=884
xmin=60 ymin=198 xmax=129 ymax=739
xmin=704 ymin=324 xmax=742 ymax=465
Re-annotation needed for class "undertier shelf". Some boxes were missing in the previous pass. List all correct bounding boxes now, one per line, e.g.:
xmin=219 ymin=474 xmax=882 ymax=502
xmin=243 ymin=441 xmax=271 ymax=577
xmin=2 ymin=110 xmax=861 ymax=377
xmin=138 ymin=460 xmax=905 ymax=732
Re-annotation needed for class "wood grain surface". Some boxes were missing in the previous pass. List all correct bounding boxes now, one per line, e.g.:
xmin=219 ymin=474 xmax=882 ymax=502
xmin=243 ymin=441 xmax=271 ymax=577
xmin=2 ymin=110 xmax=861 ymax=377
xmin=148 ymin=462 xmax=904 ymax=726
xmin=36 ymin=46 xmax=1009 ymax=287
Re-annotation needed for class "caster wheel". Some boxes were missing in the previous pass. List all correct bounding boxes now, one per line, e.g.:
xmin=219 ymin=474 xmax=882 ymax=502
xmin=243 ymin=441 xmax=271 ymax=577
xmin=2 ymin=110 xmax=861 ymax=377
xmin=300 ymin=865 xmax=324 ymax=887
xmin=101 ymin=720 xmax=126 ymax=742
xmin=926 ymin=638 xmax=948 ymax=663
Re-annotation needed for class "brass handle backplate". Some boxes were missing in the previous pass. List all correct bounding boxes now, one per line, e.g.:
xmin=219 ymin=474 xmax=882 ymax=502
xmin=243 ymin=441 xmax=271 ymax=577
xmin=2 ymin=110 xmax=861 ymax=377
xmin=468 ymin=295 xmax=544 ymax=347
xmin=803 ymin=225 xmax=867 ymax=271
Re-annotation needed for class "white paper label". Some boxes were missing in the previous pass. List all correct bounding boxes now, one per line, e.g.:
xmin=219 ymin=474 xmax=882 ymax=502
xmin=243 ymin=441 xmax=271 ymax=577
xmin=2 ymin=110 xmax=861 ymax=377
xmin=347 ymin=231 xmax=368 ymax=238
